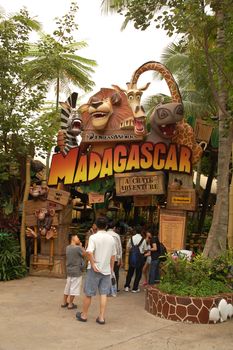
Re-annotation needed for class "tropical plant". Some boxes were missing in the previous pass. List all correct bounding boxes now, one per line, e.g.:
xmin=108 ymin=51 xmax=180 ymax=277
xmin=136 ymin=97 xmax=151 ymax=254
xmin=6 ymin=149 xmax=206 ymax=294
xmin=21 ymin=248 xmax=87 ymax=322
xmin=27 ymin=1 xmax=97 ymax=109
xmin=0 ymin=231 xmax=27 ymax=281
xmin=0 ymin=9 xmax=47 ymax=220
xmin=159 ymin=252 xmax=233 ymax=296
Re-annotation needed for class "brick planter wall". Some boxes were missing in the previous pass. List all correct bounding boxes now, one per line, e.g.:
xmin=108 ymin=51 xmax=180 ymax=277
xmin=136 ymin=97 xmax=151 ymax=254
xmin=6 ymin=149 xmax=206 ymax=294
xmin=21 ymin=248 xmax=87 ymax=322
xmin=145 ymin=286 xmax=233 ymax=324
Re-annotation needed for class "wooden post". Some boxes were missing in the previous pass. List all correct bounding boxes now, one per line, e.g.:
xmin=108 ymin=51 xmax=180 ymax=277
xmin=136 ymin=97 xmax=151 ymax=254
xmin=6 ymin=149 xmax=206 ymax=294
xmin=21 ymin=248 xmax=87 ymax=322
xmin=49 ymin=239 xmax=54 ymax=268
xmin=33 ymin=226 xmax=38 ymax=265
xmin=124 ymin=235 xmax=130 ymax=271
xmin=20 ymin=156 xmax=31 ymax=260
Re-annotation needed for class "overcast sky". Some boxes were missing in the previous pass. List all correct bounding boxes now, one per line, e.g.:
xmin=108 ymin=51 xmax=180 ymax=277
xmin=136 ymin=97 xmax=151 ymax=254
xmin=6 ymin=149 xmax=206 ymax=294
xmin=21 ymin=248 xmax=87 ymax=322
xmin=1 ymin=0 xmax=174 ymax=103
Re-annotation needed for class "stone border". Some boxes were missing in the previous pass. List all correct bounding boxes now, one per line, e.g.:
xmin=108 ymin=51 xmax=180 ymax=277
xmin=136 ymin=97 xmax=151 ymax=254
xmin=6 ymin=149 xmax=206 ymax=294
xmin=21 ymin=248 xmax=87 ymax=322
xmin=145 ymin=285 xmax=233 ymax=323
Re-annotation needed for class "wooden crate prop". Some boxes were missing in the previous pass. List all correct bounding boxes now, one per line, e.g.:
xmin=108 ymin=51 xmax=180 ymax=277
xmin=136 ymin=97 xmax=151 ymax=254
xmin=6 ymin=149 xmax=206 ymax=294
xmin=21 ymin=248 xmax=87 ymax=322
xmin=194 ymin=120 xmax=213 ymax=143
xmin=159 ymin=209 xmax=187 ymax=252
xmin=115 ymin=171 xmax=165 ymax=197
xmin=88 ymin=192 xmax=105 ymax=204
xmin=167 ymin=188 xmax=196 ymax=211
xmin=29 ymin=255 xmax=66 ymax=278
xmin=47 ymin=188 xmax=70 ymax=206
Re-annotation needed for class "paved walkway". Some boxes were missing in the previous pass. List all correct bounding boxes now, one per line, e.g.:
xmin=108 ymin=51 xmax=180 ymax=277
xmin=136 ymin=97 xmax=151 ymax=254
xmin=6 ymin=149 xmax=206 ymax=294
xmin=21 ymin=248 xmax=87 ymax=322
xmin=0 ymin=273 xmax=233 ymax=350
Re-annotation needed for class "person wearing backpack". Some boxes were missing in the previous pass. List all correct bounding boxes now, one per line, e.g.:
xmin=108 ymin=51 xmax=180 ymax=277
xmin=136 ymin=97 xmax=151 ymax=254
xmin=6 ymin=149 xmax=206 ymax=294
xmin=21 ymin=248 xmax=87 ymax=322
xmin=148 ymin=231 xmax=161 ymax=285
xmin=124 ymin=226 xmax=147 ymax=293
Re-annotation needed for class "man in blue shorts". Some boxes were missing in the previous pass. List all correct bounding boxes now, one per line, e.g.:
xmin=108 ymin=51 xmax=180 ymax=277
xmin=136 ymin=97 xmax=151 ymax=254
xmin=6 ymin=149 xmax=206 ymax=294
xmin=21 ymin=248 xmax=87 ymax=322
xmin=76 ymin=216 xmax=116 ymax=325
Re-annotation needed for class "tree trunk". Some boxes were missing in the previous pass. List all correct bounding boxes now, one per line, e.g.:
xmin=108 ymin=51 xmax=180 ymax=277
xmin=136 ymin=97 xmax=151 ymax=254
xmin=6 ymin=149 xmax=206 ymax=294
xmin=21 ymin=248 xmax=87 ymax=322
xmin=20 ymin=156 xmax=31 ymax=260
xmin=203 ymin=7 xmax=233 ymax=257
xmin=56 ymin=74 xmax=60 ymax=111
xmin=198 ymin=151 xmax=217 ymax=233
xmin=227 ymin=144 xmax=233 ymax=248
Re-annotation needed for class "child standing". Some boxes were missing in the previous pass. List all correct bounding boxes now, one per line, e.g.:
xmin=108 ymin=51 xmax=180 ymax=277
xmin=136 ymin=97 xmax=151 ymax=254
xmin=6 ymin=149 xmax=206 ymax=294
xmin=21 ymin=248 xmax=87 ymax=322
xmin=61 ymin=233 xmax=86 ymax=310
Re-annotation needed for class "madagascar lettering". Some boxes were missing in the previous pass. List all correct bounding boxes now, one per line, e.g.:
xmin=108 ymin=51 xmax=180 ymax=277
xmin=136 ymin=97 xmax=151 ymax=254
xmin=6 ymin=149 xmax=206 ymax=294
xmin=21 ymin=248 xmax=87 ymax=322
xmin=48 ymin=142 xmax=192 ymax=186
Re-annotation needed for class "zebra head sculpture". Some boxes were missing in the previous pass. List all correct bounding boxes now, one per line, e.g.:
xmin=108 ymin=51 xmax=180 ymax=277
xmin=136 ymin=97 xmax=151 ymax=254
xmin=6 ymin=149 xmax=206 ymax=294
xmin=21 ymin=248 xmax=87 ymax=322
xmin=59 ymin=92 xmax=83 ymax=154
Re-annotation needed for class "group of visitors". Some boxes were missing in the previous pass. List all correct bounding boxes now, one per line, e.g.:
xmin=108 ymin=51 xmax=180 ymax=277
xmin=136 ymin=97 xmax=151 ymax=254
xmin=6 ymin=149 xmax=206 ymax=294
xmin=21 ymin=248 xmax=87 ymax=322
xmin=124 ymin=226 xmax=161 ymax=293
xmin=61 ymin=217 xmax=162 ymax=324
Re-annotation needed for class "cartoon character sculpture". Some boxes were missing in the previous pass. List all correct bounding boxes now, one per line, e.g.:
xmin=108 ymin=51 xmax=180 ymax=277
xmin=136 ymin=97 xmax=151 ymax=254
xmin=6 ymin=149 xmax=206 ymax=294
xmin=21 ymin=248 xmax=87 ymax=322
xmin=124 ymin=61 xmax=203 ymax=164
xmin=57 ymin=92 xmax=83 ymax=154
xmin=29 ymin=181 xmax=49 ymax=201
xmin=79 ymin=87 xmax=142 ymax=154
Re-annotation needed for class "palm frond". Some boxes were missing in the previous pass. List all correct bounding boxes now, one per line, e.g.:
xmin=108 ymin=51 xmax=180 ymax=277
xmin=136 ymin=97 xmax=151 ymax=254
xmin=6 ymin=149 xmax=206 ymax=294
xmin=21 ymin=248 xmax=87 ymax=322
xmin=101 ymin=0 xmax=126 ymax=14
xmin=61 ymin=53 xmax=97 ymax=67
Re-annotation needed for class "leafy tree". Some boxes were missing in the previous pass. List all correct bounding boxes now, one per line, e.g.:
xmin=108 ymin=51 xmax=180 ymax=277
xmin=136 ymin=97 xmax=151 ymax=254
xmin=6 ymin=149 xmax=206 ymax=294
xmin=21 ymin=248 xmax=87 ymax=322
xmin=0 ymin=9 xmax=47 ymax=220
xmin=102 ymin=0 xmax=233 ymax=257
xmin=27 ymin=1 xmax=97 ymax=109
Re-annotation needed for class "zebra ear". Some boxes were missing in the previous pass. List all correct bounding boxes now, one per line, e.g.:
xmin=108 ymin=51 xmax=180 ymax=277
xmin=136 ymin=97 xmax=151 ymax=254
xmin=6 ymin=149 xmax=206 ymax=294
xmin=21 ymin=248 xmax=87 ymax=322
xmin=59 ymin=102 xmax=70 ymax=111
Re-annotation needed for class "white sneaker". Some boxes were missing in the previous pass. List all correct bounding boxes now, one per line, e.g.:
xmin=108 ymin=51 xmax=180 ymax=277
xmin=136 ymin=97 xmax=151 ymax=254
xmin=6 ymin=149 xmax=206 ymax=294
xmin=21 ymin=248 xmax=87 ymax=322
xmin=124 ymin=287 xmax=129 ymax=292
xmin=132 ymin=289 xmax=140 ymax=293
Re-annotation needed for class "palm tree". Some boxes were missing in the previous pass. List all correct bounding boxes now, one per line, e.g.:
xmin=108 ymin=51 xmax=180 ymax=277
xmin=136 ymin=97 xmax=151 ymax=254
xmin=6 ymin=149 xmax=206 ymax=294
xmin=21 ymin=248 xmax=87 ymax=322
xmin=101 ymin=0 xmax=127 ymax=13
xmin=26 ymin=2 xmax=97 ymax=110
xmin=27 ymin=37 xmax=97 ymax=110
xmin=146 ymin=42 xmax=217 ymax=118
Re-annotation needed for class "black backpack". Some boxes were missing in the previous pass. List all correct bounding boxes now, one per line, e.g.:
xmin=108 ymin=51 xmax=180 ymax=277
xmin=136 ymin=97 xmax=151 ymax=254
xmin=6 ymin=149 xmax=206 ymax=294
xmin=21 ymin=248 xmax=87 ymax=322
xmin=129 ymin=237 xmax=144 ymax=268
xmin=159 ymin=242 xmax=167 ymax=262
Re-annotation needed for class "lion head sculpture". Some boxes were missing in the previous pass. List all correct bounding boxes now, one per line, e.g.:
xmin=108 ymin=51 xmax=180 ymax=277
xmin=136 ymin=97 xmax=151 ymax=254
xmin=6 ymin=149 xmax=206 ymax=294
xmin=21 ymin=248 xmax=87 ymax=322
xmin=80 ymin=88 xmax=134 ymax=132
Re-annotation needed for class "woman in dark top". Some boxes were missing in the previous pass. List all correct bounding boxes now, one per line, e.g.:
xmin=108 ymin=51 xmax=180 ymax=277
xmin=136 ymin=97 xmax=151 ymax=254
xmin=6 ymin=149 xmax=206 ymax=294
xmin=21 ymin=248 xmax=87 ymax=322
xmin=148 ymin=234 xmax=161 ymax=284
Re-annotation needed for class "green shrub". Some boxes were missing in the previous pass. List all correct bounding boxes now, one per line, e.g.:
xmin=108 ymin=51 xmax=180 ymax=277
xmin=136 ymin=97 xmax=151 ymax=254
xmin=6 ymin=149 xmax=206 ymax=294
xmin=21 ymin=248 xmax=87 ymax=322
xmin=0 ymin=232 xmax=27 ymax=281
xmin=159 ymin=252 xmax=233 ymax=297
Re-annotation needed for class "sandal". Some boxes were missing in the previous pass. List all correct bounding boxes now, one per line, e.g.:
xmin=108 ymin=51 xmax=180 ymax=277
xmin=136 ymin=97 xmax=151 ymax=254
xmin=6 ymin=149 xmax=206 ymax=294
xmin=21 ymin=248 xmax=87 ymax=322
xmin=61 ymin=303 xmax=68 ymax=308
xmin=96 ymin=317 xmax=105 ymax=325
xmin=67 ymin=303 xmax=77 ymax=310
xmin=76 ymin=312 xmax=87 ymax=322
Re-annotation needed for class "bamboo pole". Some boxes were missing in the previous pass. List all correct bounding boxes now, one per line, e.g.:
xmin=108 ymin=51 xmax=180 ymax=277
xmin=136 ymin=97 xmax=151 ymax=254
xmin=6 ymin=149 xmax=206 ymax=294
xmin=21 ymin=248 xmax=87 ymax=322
xmin=49 ymin=239 xmax=54 ymax=268
xmin=20 ymin=156 xmax=31 ymax=260
xmin=33 ymin=226 xmax=38 ymax=265
xmin=227 ymin=144 xmax=233 ymax=248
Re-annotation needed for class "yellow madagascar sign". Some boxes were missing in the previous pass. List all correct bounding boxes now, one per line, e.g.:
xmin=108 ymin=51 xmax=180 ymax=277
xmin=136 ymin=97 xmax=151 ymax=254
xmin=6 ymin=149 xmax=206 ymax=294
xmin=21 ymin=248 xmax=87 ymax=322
xmin=48 ymin=142 xmax=192 ymax=186
xmin=171 ymin=197 xmax=192 ymax=204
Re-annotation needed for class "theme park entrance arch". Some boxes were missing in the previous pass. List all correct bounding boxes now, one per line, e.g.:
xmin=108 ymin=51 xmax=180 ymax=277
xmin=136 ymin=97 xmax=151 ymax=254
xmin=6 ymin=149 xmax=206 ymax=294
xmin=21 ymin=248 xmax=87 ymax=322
xmin=24 ymin=61 xmax=205 ymax=277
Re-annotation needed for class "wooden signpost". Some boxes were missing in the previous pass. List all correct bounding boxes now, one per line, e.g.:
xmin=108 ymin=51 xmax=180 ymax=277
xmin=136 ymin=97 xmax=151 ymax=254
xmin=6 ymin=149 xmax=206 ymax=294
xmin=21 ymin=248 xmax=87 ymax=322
xmin=159 ymin=209 xmax=187 ymax=252
xmin=47 ymin=188 xmax=70 ymax=206
xmin=167 ymin=188 xmax=196 ymax=211
xmin=115 ymin=171 xmax=165 ymax=197
xmin=88 ymin=192 xmax=105 ymax=204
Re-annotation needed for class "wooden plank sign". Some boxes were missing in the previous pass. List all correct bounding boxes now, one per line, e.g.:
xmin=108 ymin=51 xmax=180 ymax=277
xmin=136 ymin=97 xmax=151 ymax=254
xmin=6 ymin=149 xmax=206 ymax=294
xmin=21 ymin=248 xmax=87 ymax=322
xmin=159 ymin=209 xmax=187 ymax=252
xmin=47 ymin=188 xmax=70 ymax=206
xmin=88 ymin=192 xmax=105 ymax=204
xmin=167 ymin=188 xmax=196 ymax=211
xmin=115 ymin=171 xmax=165 ymax=197
xmin=134 ymin=196 xmax=153 ymax=207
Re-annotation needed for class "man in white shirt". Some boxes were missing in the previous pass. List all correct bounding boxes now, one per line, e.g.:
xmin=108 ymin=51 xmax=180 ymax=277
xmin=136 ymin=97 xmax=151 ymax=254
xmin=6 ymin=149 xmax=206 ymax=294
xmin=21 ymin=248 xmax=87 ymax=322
xmin=107 ymin=221 xmax=123 ymax=292
xmin=76 ymin=216 xmax=116 ymax=325
xmin=124 ymin=226 xmax=147 ymax=293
